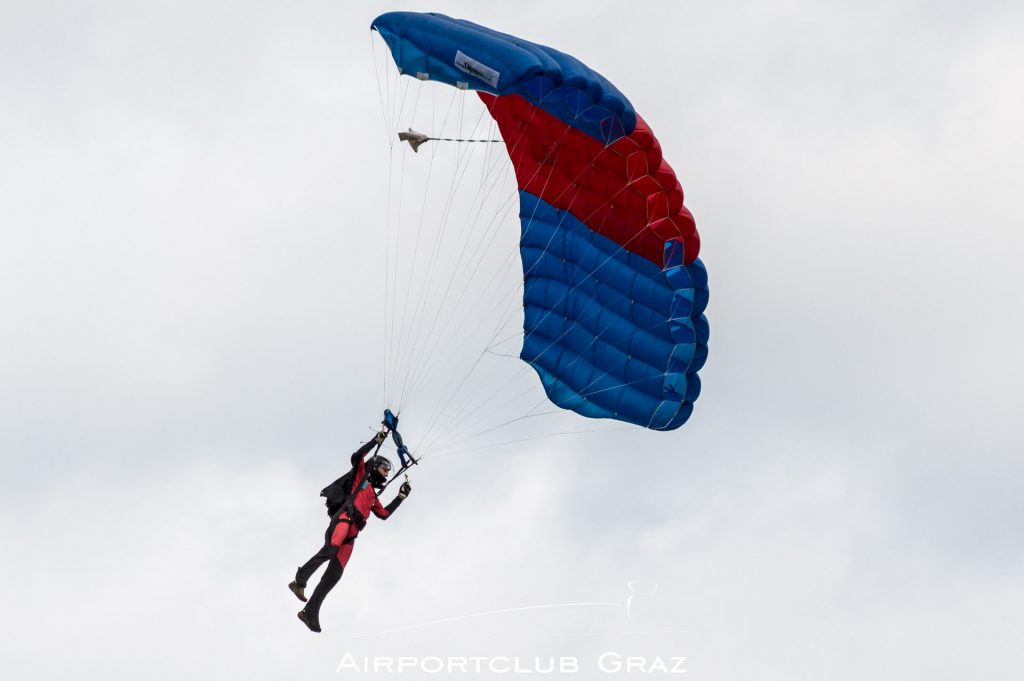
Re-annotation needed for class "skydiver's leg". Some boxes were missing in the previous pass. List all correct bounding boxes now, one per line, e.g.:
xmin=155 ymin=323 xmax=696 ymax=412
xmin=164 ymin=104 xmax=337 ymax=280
xmin=295 ymin=519 xmax=338 ymax=586
xmin=301 ymin=541 xmax=356 ymax=629
xmin=301 ymin=555 xmax=343 ymax=628
xmin=300 ymin=522 xmax=358 ymax=629
xmin=295 ymin=543 xmax=334 ymax=587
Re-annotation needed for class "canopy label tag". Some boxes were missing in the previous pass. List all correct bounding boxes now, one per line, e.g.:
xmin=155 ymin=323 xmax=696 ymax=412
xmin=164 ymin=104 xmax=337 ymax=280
xmin=454 ymin=50 xmax=500 ymax=88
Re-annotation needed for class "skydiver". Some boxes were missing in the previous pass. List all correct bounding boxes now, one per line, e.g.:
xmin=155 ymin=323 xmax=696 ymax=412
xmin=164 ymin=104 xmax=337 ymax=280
xmin=289 ymin=430 xmax=412 ymax=633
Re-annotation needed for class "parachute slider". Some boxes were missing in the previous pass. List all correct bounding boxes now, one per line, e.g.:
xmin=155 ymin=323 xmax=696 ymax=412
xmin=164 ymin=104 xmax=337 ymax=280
xmin=398 ymin=129 xmax=431 ymax=152
xmin=398 ymin=128 xmax=504 ymax=153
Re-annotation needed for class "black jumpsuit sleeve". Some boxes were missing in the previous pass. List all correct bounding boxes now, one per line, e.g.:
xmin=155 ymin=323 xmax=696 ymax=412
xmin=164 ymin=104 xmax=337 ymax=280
xmin=370 ymin=493 xmax=404 ymax=519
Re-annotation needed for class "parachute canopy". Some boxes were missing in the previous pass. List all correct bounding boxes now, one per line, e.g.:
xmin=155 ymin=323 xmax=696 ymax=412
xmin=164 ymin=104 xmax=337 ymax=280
xmin=372 ymin=12 xmax=709 ymax=430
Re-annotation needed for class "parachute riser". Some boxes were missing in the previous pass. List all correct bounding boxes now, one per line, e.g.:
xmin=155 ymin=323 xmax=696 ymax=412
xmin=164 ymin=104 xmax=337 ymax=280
xmin=377 ymin=408 xmax=418 ymax=496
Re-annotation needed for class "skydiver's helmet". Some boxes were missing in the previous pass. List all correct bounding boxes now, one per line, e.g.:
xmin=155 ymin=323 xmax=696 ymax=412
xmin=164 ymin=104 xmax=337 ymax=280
xmin=369 ymin=455 xmax=393 ymax=488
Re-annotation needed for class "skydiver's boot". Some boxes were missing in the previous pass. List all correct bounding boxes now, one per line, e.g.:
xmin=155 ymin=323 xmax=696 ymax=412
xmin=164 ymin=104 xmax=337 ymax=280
xmin=297 ymin=609 xmax=321 ymax=633
xmin=288 ymin=581 xmax=307 ymax=602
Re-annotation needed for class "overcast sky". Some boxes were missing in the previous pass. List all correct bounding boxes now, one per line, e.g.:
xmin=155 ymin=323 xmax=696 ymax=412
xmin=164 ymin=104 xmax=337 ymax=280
xmin=2 ymin=1 xmax=1023 ymax=679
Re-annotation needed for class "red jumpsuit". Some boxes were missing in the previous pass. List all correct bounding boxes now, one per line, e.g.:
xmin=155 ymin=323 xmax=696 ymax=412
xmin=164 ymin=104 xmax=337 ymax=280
xmin=299 ymin=440 xmax=405 ymax=627
xmin=329 ymin=454 xmax=399 ymax=567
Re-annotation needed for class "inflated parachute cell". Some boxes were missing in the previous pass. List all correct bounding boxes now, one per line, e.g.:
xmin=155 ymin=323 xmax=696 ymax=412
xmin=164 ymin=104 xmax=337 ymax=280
xmin=372 ymin=12 xmax=709 ymax=430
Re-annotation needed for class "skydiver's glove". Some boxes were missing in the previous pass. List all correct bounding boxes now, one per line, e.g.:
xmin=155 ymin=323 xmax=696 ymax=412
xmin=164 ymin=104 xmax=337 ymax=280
xmin=374 ymin=430 xmax=387 ymax=445
xmin=398 ymin=481 xmax=412 ymax=498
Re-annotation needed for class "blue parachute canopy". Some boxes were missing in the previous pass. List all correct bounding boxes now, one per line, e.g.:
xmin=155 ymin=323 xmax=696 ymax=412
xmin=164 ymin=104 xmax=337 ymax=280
xmin=373 ymin=12 xmax=709 ymax=430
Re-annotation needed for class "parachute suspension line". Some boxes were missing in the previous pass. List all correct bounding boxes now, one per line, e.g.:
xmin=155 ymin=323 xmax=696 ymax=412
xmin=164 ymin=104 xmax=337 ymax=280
xmin=410 ymin=253 xmax=524 ymax=447
xmin=395 ymin=95 xmax=494 ymax=408
xmin=382 ymin=140 xmax=392 ymax=409
xmin=395 ymin=95 xmax=471 ymax=408
xmin=413 ymin=253 xmax=535 ymax=446
xmin=417 ymin=366 xmax=540 ymax=453
xmin=428 ymin=320 xmax=614 ymax=449
xmin=432 ymin=268 xmax=642 ymax=455
xmin=413 ymin=279 xmax=531 ymax=449
xmin=398 ymin=165 xmax=520 ymax=406
xmin=370 ymin=34 xmax=394 ymax=148
xmin=385 ymin=79 xmax=417 ymax=407
xmin=398 ymin=98 xmax=549 ymax=401
xmin=384 ymin=145 xmax=403 ymax=407
xmin=414 ymin=106 xmax=607 ymax=447
xmin=424 ymin=310 xmax=667 ymax=454
xmin=489 ymin=329 xmax=524 ymax=350
xmin=402 ymin=249 xmax=524 ymax=418
xmin=432 ymin=330 xmax=664 ymax=455
xmin=414 ymin=334 xmax=513 ymax=453
xmin=374 ymin=33 xmax=403 ymax=409
xmin=425 ymin=422 xmax=637 ymax=460
xmin=396 ymin=127 xmax=523 ymax=408
xmin=423 ymin=312 xmax=629 ymax=454
xmin=380 ymin=32 xmax=409 ymax=144
xmin=427 ymin=406 xmax=567 ymax=454
xmin=399 ymin=96 xmax=560 ymax=408
xmin=385 ymin=89 xmax=424 ymax=408
xmin=391 ymin=87 xmax=466 ymax=411
xmin=413 ymin=278 xmax=528 ymax=428
xmin=384 ymin=36 xmax=396 ymax=132
xmin=386 ymin=114 xmax=516 ymax=423
xmin=398 ymin=154 xmax=515 ymax=367
xmin=421 ymin=262 xmax=671 ymax=454
xmin=410 ymin=102 xmax=584 ymax=449
xmin=483 ymin=349 xmax=518 ymax=358
xmin=393 ymin=90 xmax=477 ymax=411
xmin=404 ymin=259 xmax=525 ymax=421
xmin=422 ymin=392 xmax=571 ymax=456
xmin=387 ymin=57 xmax=406 ymax=139
xmin=418 ymin=320 xmax=533 ymax=425
xmin=401 ymin=233 xmax=524 ymax=428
